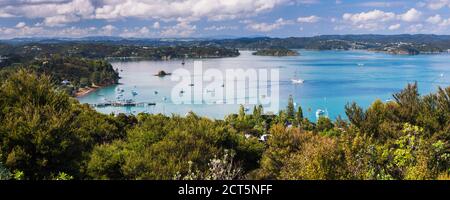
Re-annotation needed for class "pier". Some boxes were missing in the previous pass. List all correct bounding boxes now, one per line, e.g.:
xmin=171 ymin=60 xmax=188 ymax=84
xmin=90 ymin=101 xmax=156 ymax=108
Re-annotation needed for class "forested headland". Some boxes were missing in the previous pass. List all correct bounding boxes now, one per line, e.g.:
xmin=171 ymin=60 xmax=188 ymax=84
xmin=0 ymin=69 xmax=448 ymax=180
xmin=252 ymin=48 xmax=299 ymax=56
xmin=0 ymin=43 xmax=240 ymax=96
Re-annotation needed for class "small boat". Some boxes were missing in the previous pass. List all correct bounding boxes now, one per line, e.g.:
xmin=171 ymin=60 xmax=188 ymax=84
xmin=155 ymin=70 xmax=172 ymax=77
xmin=116 ymin=87 xmax=124 ymax=93
xmin=180 ymin=90 xmax=185 ymax=94
xmin=154 ymin=91 xmax=159 ymax=95
xmin=259 ymin=134 xmax=270 ymax=142
xmin=182 ymin=54 xmax=187 ymax=65
xmin=163 ymin=97 xmax=167 ymax=101
xmin=132 ymin=91 xmax=138 ymax=96
xmin=291 ymin=79 xmax=304 ymax=84
xmin=188 ymin=83 xmax=194 ymax=87
xmin=316 ymin=109 xmax=326 ymax=119
xmin=215 ymin=100 xmax=225 ymax=104
xmin=357 ymin=63 xmax=365 ymax=67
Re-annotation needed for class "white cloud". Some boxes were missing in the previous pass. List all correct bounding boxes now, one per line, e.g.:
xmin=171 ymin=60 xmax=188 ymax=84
xmin=15 ymin=22 xmax=27 ymax=29
xmin=297 ymin=15 xmax=320 ymax=23
xmin=43 ymin=15 xmax=81 ymax=27
xmin=0 ymin=0 xmax=298 ymax=28
xmin=343 ymin=10 xmax=396 ymax=24
xmin=358 ymin=2 xmax=406 ymax=8
xmin=0 ymin=25 xmax=101 ymax=39
xmin=297 ymin=0 xmax=319 ymax=4
xmin=343 ymin=8 xmax=424 ymax=24
xmin=160 ymin=21 xmax=196 ymax=37
xmin=439 ymin=18 xmax=450 ymax=27
xmin=425 ymin=0 xmax=450 ymax=10
xmin=341 ymin=8 xmax=427 ymax=31
xmin=100 ymin=24 xmax=117 ymax=36
xmin=407 ymin=23 xmax=424 ymax=32
xmin=204 ymin=25 xmax=238 ymax=31
xmin=120 ymin=27 xmax=152 ymax=38
xmin=246 ymin=18 xmax=293 ymax=32
xmin=94 ymin=0 xmax=293 ymax=22
xmin=0 ymin=0 xmax=95 ymax=26
xmin=427 ymin=14 xmax=442 ymax=24
xmin=398 ymin=8 xmax=422 ymax=22
xmin=356 ymin=22 xmax=383 ymax=31
xmin=153 ymin=22 xmax=160 ymax=29
xmin=388 ymin=24 xmax=401 ymax=30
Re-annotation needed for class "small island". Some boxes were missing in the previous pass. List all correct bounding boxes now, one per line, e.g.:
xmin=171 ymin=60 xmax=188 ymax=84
xmin=253 ymin=48 xmax=299 ymax=56
xmin=155 ymin=70 xmax=172 ymax=77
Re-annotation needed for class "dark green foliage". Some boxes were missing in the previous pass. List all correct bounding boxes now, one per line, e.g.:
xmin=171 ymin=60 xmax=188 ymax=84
xmin=0 ymin=69 xmax=448 ymax=180
xmin=253 ymin=48 xmax=299 ymax=56
xmin=32 ymin=56 xmax=119 ymax=90
xmin=0 ymin=70 xmax=124 ymax=179
xmin=286 ymin=95 xmax=295 ymax=121
xmin=87 ymin=114 xmax=265 ymax=180
xmin=0 ymin=43 xmax=240 ymax=61
xmin=296 ymin=106 xmax=303 ymax=125
xmin=0 ymin=160 xmax=11 ymax=180
xmin=316 ymin=117 xmax=334 ymax=132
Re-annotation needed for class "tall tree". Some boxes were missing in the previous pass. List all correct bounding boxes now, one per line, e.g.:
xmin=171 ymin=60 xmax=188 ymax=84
xmin=287 ymin=95 xmax=295 ymax=121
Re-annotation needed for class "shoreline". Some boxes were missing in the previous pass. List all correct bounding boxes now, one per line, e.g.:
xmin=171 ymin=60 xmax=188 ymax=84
xmin=75 ymin=86 xmax=99 ymax=98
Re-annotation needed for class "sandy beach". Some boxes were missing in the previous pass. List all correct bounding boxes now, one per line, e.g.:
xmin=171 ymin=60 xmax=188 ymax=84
xmin=74 ymin=85 xmax=100 ymax=98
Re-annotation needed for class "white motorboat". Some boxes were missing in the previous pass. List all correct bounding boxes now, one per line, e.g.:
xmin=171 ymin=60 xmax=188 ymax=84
xmin=291 ymin=79 xmax=305 ymax=84
xmin=316 ymin=109 xmax=326 ymax=119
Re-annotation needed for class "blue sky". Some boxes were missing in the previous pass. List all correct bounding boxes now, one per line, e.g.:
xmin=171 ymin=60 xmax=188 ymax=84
xmin=0 ymin=0 xmax=449 ymax=38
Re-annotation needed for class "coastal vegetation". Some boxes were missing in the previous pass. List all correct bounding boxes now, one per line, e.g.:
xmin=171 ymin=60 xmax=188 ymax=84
xmin=252 ymin=48 xmax=299 ymax=56
xmin=3 ymin=35 xmax=450 ymax=61
xmin=210 ymin=35 xmax=450 ymax=55
xmin=0 ymin=43 xmax=241 ymax=96
xmin=0 ymin=69 xmax=448 ymax=180
xmin=0 ymin=55 xmax=119 ymax=96
xmin=0 ymin=43 xmax=240 ymax=64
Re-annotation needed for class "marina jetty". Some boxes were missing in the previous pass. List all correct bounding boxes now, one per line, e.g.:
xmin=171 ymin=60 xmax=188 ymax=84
xmin=89 ymin=100 xmax=156 ymax=108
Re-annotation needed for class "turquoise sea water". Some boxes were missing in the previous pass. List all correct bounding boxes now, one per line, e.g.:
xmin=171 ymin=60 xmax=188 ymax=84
xmin=78 ymin=50 xmax=450 ymax=120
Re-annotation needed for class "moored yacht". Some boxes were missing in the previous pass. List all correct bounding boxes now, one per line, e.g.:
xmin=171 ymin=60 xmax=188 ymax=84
xmin=291 ymin=79 xmax=304 ymax=84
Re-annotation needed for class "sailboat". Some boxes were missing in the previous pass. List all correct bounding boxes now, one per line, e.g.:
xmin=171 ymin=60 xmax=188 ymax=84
xmin=316 ymin=97 xmax=329 ymax=119
xmin=182 ymin=54 xmax=187 ymax=65
xmin=291 ymin=79 xmax=304 ymax=84
xmin=316 ymin=109 xmax=326 ymax=119
xmin=291 ymin=68 xmax=304 ymax=84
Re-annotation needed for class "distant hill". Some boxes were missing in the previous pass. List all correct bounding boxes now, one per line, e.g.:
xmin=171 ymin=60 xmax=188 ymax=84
xmin=2 ymin=34 xmax=450 ymax=55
